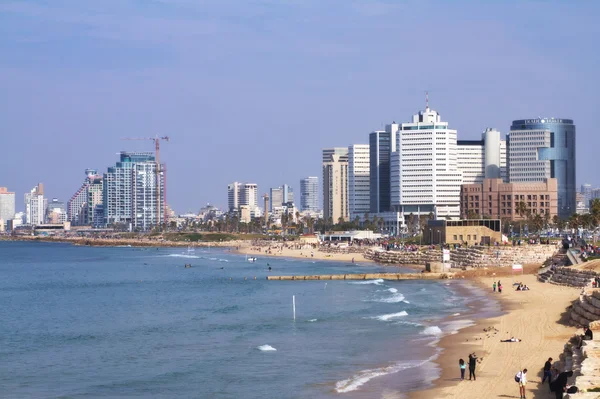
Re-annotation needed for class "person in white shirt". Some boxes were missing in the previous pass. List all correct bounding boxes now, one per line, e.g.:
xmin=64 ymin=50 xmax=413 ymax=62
xmin=515 ymin=368 xmax=528 ymax=399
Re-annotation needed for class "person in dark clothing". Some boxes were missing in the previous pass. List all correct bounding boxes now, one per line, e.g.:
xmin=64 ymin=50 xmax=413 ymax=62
xmin=542 ymin=357 xmax=553 ymax=385
xmin=468 ymin=353 xmax=477 ymax=380
xmin=551 ymin=370 xmax=573 ymax=399
xmin=584 ymin=326 xmax=593 ymax=340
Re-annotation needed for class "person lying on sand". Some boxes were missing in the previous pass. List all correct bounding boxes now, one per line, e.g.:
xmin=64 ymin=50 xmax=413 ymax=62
xmin=501 ymin=337 xmax=522 ymax=342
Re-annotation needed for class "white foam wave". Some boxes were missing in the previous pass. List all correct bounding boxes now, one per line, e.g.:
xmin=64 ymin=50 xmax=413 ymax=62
xmin=335 ymin=355 xmax=438 ymax=393
xmin=257 ymin=345 xmax=276 ymax=351
xmin=351 ymin=279 xmax=384 ymax=285
xmin=376 ymin=293 xmax=406 ymax=303
xmin=387 ymin=288 xmax=398 ymax=293
xmin=373 ymin=311 xmax=408 ymax=321
xmin=167 ymin=254 xmax=200 ymax=259
xmin=308 ymin=319 xmax=318 ymax=322
xmin=421 ymin=326 xmax=443 ymax=336
xmin=445 ymin=319 xmax=475 ymax=334
xmin=452 ymin=313 xmax=461 ymax=316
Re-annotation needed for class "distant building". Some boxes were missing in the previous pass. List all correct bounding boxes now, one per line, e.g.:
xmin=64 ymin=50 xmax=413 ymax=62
xmin=457 ymin=128 xmax=507 ymax=185
xmin=104 ymin=152 xmax=164 ymax=231
xmin=348 ymin=144 xmax=370 ymax=221
xmin=68 ymin=169 xmax=103 ymax=226
xmin=370 ymin=127 xmax=396 ymax=213
xmin=227 ymin=182 xmax=241 ymax=212
xmin=508 ymin=118 xmax=576 ymax=219
xmin=0 ymin=187 xmax=16 ymax=227
xmin=581 ymin=184 xmax=592 ymax=206
xmin=47 ymin=198 xmax=67 ymax=224
xmin=228 ymin=182 xmax=259 ymax=217
xmin=25 ymin=183 xmax=47 ymax=226
xmin=390 ymin=104 xmax=463 ymax=218
xmin=322 ymin=147 xmax=349 ymax=223
xmin=460 ymin=178 xmax=558 ymax=221
xmin=269 ymin=184 xmax=294 ymax=212
xmin=300 ymin=177 xmax=319 ymax=212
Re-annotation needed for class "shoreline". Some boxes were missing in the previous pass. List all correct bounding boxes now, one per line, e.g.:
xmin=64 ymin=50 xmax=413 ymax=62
xmin=409 ymin=272 xmax=579 ymax=399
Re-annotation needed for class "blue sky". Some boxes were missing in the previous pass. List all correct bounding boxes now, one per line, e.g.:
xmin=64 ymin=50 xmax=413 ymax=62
xmin=0 ymin=0 xmax=598 ymax=212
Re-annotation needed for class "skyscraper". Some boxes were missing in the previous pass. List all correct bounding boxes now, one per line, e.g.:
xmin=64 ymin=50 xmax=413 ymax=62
xmin=46 ymin=198 xmax=67 ymax=224
xmin=104 ymin=152 xmax=164 ymax=230
xmin=457 ymin=128 xmax=507 ymax=185
xmin=228 ymin=182 xmax=259 ymax=216
xmin=348 ymin=144 xmax=370 ymax=221
xmin=228 ymin=182 xmax=241 ymax=211
xmin=270 ymin=187 xmax=283 ymax=211
xmin=300 ymin=177 xmax=319 ymax=212
xmin=390 ymin=104 xmax=463 ymax=218
xmin=0 ymin=187 xmax=16 ymax=225
xmin=322 ymin=148 xmax=349 ymax=222
xmin=581 ymin=183 xmax=592 ymax=206
xmin=68 ymin=169 xmax=102 ymax=225
xmin=25 ymin=183 xmax=46 ymax=226
xmin=369 ymin=125 xmax=397 ymax=213
xmin=508 ymin=118 xmax=576 ymax=219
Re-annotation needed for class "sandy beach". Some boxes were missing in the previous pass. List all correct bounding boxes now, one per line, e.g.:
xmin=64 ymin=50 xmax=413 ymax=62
xmin=411 ymin=272 xmax=579 ymax=399
xmin=236 ymin=243 xmax=374 ymax=264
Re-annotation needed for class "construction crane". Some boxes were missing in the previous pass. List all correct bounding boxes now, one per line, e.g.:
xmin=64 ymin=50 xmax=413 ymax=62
xmin=120 ymin=136 xmax=170 ymax=229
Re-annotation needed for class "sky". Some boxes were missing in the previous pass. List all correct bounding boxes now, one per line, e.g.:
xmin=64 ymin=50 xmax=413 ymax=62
xmin=0 ymin=0 xmax=598 ymax=213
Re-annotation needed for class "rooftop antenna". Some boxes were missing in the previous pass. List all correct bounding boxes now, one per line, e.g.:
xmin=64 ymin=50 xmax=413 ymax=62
xmin=425 ymin=91 xmax=429 ymax=110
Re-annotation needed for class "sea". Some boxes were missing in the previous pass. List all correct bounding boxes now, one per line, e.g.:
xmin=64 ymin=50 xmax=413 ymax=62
xmin=0 ymin=241 xmax=499 ymax=399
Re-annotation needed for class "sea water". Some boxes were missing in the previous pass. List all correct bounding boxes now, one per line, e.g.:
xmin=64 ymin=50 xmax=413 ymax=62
xmin=0 ymin=241 xmax=494 ymax=398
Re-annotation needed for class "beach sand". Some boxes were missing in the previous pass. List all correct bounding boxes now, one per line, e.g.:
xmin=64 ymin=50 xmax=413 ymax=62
xmin=236 ymin=244 xmax=374 ymax=264
xmin=411 ymin=273 xmax=578 ymax=399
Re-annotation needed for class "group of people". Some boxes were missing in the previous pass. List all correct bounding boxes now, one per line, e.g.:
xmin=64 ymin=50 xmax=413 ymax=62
xmin=492 ymin=281 xmax=503 ymax=293
xmin=458 ymin=353 xmax=478 ymax=381
xmin=515 ymin=283 xmax=530 ymax=291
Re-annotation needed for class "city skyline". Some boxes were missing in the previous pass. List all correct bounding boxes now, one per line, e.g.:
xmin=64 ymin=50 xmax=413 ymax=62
xmin=1 ymin=1 xmax=598 ymax=212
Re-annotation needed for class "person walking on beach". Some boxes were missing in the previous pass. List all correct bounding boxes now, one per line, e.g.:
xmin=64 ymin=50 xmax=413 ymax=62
xmin=468 ymin=353 xmax=477 ymax=380
xmin=542 ymin=357 xmax=553 ymax=385
xmin=515 ymin=368 xmax=527 ymax=398
xmin=459 ymin=358 xmax=466 ymax=380
xmin=498 ymin=282 xmax=502 ymax=293
xmin=493 ymin=281 xmax=496 ymax=292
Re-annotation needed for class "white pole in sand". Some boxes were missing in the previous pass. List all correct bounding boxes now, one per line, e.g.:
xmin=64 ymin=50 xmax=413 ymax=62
xmin=293 ymin=295 xmax=296 ymax=321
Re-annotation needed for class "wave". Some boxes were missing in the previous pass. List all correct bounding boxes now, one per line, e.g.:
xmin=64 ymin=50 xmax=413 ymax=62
xmin=257 ymin=345 xmax=276 ymax=351
xmin=308 ymin=319 xmax=318 ymax=322
xmin=376 ymin=293 xmax=406 ymax=303
xmin=335 ymin=355 xmax=438 ymax=393
xmin=166 ymin=254 xmax=200 ymax=259
xmin=387 ymin=288 xmax=398 ymax=293
xmin=208 ymin=257 xmax=229 ymax=262
xmin=351 ymin=279 xmax=384 ymax=285
xmin=373 ymin=311 xmax=408 ymax=321
xmin=445 ymin=319 xmax=475 ymax=334
xmin=421 ymin=326 xmax=443 ymax=336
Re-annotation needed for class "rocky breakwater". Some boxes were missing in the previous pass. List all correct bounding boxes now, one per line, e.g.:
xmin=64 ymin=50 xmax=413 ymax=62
xmin=365 ymin=244 xmax=557 ymax=268
xmin=572 ymin=290 xmax=600 ymax=327
xmin=364 ymin=248 xmax=442 ymax=266
xmin=552 ymin=269 xmax=599 ymax=289
xmin=554 ymin=333 xmax=600 ymax=397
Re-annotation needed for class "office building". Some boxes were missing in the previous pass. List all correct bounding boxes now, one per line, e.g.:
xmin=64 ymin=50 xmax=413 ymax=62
xmin=370 ymin=126 xmax=397 ymax=213
xmin=390 ymin=104 xmax=463 ymax=218
xmin=25 ymin=183 xmax=47 ymax=226
xmin=104 ymin=152 xmax=164 ymax=230
xmin=300 ymin=177 xmax=319 ymax=212
xmin=460 ymin=178 xmax=558 ymax=221
xmin=348 ymin=144 xmax=370 ymax=220
xmin=228 ymin=182 xmax=259 ymax=216
xmin=270 ymin=187 xmax=283 ymax=211
xmin=227 ymin=182 xmax=241 ymax=211
xmin=0 ymin=187 xmax=16 ymax=225
xmin=508 ymin=118 xmax=576 ymax=219
xmin=87 ymin=175 xmax=104 ymax=227
xmin=457 ymin=128 xmax=507 ymax=185
xmin=47 ymin=198 xmax=67 ymax=224
xmin=323 ymin=147 xmax=349 ymax=222
xmin=581 ymin=184 xmax=592 ymax=206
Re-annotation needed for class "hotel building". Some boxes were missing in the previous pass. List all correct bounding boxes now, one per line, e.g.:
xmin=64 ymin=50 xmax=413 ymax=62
xmin=322 ymin=147 xmax=349 ymax=222
xmin=348 ymin=144 xmax=370 ymax=221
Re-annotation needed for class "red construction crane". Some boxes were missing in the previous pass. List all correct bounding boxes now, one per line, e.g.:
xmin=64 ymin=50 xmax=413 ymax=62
xmin=120 ymin=136 xmax=170 ymax=229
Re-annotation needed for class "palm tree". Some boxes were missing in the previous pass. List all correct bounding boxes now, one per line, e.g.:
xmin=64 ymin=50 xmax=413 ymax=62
xmin=516 ymin=201 xmax=529 ymax=220
xmin=281 ymin=212 xmax=289 ymax=235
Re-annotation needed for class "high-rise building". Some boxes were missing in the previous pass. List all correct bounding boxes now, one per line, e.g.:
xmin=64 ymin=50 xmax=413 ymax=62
xmin=508 ymin=118 xmax=576 ymax=219
xmin=0 ymin=187 xmax=16 ymax=225
xmin=68 ymin=169 xmax=102 ymax=226
xmin=24 ymin=183 xmax=46 ymax=226
xmin=87 ymin=175 xmax=104 ymax=228
xmin=581 ymin=184 xmax=592 ymax=206
xmin=227 ymin=182 xmax=241 ymax=212
xmin=300 ymin=177 xmax=319 ymax=212
xmin=322 ymin=147 xmax=349 ymax=222
xmin=348 ymin=144 xmax=370 ymax=221
xmin=457 ymin=128 xmax=507 ymax=185
xmin=104 ymin=152 xmax=164 ymax=230
xmin=390 ymin=104 xmax=463 ymax=218
xmin=47 ymin=198 xmax=67 ymax=224
xmin=270 ymin=187 xmax=283 ymax=211
xmin=370 ymin=126 xmax=397 ymax=213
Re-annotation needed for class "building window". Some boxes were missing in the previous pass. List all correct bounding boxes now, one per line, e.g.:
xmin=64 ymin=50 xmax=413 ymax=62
xmin=459 ymin=235 xmax=463 ymax=241
xmin=453 ymin=235 xmax=458 ymax=240
xmin=474 ymin=235 xmax=477 ymax=241
xmin=467 ymin=235 xmax=471 ymax=241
